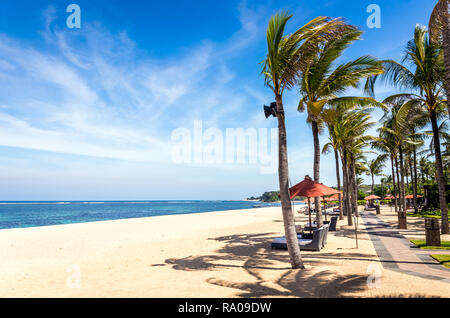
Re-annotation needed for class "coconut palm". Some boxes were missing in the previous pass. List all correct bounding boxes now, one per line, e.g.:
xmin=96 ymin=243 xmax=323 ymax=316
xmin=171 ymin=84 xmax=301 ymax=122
xmin=262 ymin=12 xmax=353 ymax=268
xmin=379 ymin=104 xmax=408 ymax=214
xmin=381 ymin=175 xmax=394 ymax=196
xmin=297 ymin=27 xmax=383 ymax=227
xmin=371 ymin=136 xmax=399 ymax=212
xmin=365 ymin=155 xmax=388 ymax=195
xmin=419 ymin=156 xmax=436 ymax=181
xmin=403 ymin=132 xmax=426 ymax=213
xmin=429 ymin=0 xmax=450 ymax=118
xmin=366 ymin=25 xmax=449 ymax=233
xmin=379 ymin=96 xmax=425 ymax=227
xmin=348 ymin=141 xmax=369 ymax=217
xmin=323 ymin=107 xmax=375 ymax=225
xmin=322 ymin=135 xmax=344 ymax=220
xmin=322 ymin=98 xmax=381 ymax=222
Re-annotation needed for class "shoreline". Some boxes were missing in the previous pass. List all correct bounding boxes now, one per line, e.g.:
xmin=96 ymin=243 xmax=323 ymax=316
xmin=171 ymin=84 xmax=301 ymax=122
xmin=0 ymin=205 xmax=278 ymax=232
xmin=0 ymin=201 xmax=288 ymax=231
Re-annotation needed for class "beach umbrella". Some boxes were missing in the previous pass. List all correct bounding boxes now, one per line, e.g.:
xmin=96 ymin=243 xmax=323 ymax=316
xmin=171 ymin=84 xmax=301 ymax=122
xmin=289 ymin=176 xmax=340 ymax=199
xmin=288 ymin=176 xmax=340 ymax=234
xmin=322 ymin=193 xmax=342 ymax=221
xmin=324 ymin=193 xmax=341 ymax=201
xmin=405 ymin=194 xmax=423 ymax=199
xmin=384 ymin=195 xmax=395 ymax=200
xmin=364 ymin=194 xmax=381 ymax=200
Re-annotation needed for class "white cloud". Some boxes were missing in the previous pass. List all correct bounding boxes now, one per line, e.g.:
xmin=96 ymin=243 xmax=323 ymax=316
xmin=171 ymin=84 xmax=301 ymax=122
xmin=0 ymin=3 xmax=269 ymax=166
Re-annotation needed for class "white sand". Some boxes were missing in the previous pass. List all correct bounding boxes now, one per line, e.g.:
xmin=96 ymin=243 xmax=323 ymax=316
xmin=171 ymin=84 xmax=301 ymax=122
xmin=0 ymin=206 xmax=448 ymax=297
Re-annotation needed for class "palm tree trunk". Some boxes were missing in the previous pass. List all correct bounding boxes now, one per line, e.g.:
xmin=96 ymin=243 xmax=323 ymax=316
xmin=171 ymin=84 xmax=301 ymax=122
xmin=311 ymin=121 xmax=322 ymax=228
xmin=443 ymin=22 xmax=450 ymax=119
xmin=350 ymin=154 xmax=358 ymax=217
xmin=391 ymin=155 xmax=398 ymax=212
xmin=430 ymin=110 xmax=449 ymax=234
xmin=341 ymin=154 xmax=350 ymax=218
xmin=275 ymin=95 xmax=304 ymax=269
xmin=405 ymin=158 xmax=409 ymax=193
xmin=411 ymin=151 xmax=418 ymax=213
xmin=342 ymin=148 xmax=353 ymax=226
xmin=395 ymin=156 xmax=402 ymax=212
xmin=342 ymin=170 xmax=348 ymax=215
xmin=399 ymin=145 xmax=407 ymax=214
xmin=421 ymin=165 xmax=425 ymax=183
xmin=334 ymin=148 xmax=344 ymax=220
xmin=371 ymin=174 xmax=375 ymax=195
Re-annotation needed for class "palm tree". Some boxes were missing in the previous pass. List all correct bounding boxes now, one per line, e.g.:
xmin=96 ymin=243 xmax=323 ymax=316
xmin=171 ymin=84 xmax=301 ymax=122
xmin=379 ymin=96 xmax=425 ymax=227
xmin=403 ymin=132 xmax=426 ymax=213
xmin=262 ymin=12 xmax=350 ymax=268
xmin=381 ymin=175 xmax=394 ymax=196
xmin=429 ymin=0 xmax=450 ymax=118
xmin=322 ymin=137 xmax=344 ymax=220
xmin=323 ymin=108 xmax=375 ymax=225
xmin=348 ymin=141 xmax=369 ymax=217
xmin=419 ymin=156 xmax=436 ymax=182
xmin=379 ymin=102 xmax=406 ymax=220
xmin=322 ymin=99 xmax=380 ymax=222
xmin=366 ymin=25 xmax=449 ymax=234
xmin=297 ymin=26 xmax=383 ymax=227
xmin=365 ymin=155 xmax=388 ymax=194
xmin=372 ymin=136 xmax=399 ymax=212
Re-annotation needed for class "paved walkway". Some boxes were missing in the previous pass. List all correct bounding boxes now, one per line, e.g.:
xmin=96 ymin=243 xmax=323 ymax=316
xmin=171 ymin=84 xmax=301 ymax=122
xmin=361 ymin=212 xmax=450 ymax=283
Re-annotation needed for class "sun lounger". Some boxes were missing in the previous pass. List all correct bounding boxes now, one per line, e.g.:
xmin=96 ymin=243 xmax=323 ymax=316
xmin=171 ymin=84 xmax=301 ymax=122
xmin=328 ymin=216 xmax=338 ymax=231
xmin=304 ymin=226 xmax=317 ymax=232
xmin=329 ymin=208 xmax=340 ymax=215
xmin=271 ymin=227 xmax=324 ymax=251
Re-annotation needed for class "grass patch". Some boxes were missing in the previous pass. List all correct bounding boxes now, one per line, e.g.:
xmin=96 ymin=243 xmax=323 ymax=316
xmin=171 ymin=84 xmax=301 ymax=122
xmin=430 ymin=255 xmax=450 ymax=268
xmin=408 ymin=210 xmax=450 ymax=221
xmin=407 ymin=212 xmax=450 ymax=221
xmin=410 ymin=240 xmax=450 ymax=250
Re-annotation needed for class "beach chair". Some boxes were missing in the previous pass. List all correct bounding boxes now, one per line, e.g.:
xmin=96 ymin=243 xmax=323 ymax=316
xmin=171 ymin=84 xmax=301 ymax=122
xmin=271 ymin=227 xmax=324 ymax=251
xmin=303 ymin=224 xmax=317 ymax=232
xmin=329 ymin=216 xmax=338 ymax=231
xmin=321 ymin=224 xmax=329 ymax=247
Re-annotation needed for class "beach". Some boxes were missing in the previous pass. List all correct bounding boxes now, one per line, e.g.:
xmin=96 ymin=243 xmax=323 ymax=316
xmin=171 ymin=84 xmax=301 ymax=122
xmin=0 ymin=206 xmax=449 ymax=298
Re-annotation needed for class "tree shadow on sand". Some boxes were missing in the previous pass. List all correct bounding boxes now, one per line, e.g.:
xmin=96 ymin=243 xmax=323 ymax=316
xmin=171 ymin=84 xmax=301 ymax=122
xmin=333 ymin=228 xmax=372 ymax=241
xmin=161 ymin=232 xmax=375 ymax=297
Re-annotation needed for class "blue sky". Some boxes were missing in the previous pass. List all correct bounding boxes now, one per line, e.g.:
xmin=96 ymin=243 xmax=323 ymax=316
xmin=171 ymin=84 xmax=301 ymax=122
xmin=0 ymin=0 xmax=438 ymax=200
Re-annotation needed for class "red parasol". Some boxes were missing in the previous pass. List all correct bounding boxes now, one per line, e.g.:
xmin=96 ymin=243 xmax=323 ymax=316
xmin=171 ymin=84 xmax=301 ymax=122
xmin=405 ymin=194 xmax=423 ymax=199
xmin=289 ymin=176 xmax=340 ymax=199
xmin=364 ymin=194 xmax=381 ymax=200
xmin=288 ymin=176 xmax=340 ymax=233
xmin=323 ymin=193 xmax=341 ymax=201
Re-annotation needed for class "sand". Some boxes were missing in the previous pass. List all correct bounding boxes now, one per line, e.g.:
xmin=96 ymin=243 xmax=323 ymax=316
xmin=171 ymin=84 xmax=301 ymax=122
xmin=0 ymin=206 xmax=449 ymax=298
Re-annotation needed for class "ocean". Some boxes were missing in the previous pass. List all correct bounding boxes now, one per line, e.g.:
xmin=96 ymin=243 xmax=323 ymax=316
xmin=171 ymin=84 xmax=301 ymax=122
xmin=0 ymin=200 xmax=304 ymax=230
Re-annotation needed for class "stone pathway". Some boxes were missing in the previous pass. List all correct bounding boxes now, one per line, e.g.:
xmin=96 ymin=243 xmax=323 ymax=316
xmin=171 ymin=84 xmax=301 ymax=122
xmin=361 ymin=212 xmax=450 ymax=284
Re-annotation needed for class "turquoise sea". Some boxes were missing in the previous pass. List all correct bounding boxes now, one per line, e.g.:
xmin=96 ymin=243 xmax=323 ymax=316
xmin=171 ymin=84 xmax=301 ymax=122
xmin=0 ymin=200 xmax=304 ymax=230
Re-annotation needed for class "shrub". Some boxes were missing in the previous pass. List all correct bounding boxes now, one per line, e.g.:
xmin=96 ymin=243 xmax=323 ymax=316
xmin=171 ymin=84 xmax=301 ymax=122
xmin=357 ymin=190 xmax=366 ymax=200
